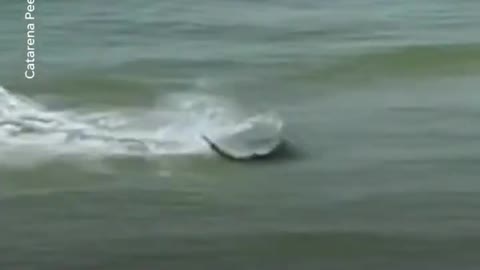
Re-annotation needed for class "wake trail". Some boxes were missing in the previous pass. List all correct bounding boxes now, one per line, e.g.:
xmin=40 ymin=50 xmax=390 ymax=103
xmin=0 ymin=86 xmax=283 ymax=164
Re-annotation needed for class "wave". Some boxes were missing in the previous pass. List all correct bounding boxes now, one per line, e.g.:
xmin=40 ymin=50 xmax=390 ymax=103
xmin=0 ymin=85 xmax=283 ymax=165
xmin=299 ymin=43 xmax=480 ymax=83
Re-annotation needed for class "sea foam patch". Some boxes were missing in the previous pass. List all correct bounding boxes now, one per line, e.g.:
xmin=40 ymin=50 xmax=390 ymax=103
xmin=0 ymin=86 xmax=283 ymax=164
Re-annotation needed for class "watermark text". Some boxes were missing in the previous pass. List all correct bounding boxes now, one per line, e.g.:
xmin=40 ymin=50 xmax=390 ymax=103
xmin=25 ymin=0 xmax=36 ymax=79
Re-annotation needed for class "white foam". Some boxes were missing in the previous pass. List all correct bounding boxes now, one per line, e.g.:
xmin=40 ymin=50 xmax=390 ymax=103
xmin=0 ymin=86 xmax=283 ymax=164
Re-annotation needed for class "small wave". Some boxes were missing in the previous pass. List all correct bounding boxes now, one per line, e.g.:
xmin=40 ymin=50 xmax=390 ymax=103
xmin=299 ymin=43 xmax=480 ymax=83
xmin=0 ymin=86 xmax=283 ymax=165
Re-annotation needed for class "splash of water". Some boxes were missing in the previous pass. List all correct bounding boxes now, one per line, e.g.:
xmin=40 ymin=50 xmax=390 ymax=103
xmin=0 ymin=86 xmax=283 ymax=164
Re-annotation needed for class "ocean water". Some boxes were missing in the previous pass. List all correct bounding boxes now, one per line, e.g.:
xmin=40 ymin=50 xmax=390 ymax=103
xmin=1 ymin=0 xmax=480 ymax=269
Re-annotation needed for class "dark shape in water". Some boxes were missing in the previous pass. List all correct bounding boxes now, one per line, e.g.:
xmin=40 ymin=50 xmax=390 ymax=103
xmin=201 ymin=134 xmax=290 ymax=161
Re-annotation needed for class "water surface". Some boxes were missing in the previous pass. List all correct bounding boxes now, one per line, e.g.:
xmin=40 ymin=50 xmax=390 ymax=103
xmin=1 ymin=0 xmax=480 ymax=269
